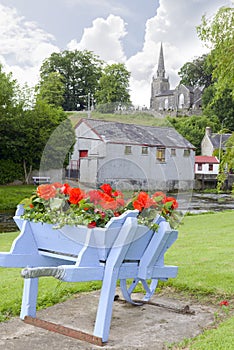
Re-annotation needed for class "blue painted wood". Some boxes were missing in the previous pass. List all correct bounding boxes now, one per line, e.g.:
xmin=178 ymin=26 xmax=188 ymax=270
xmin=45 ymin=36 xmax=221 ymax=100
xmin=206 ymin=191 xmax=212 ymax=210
xmin=0 ymin=206 xmax=179 ymax=343
xmin=20 ymin=277 xmax=39 ymax=319
xmin=93 ymin=216 xmax=139 ymax=342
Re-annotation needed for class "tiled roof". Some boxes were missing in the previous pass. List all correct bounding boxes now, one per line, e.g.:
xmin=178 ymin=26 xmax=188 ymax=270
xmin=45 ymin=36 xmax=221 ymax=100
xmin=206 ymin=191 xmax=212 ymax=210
xmin=195 ymin=156 xmax=219 ymax=164
xmin=77 ymin=118 xmax=195 ymax=149
xmin=210 ymin=133 xmax=232 ymax=149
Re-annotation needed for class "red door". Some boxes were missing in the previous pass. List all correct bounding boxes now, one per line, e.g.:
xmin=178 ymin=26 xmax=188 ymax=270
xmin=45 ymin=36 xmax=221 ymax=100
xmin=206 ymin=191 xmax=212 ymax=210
xmin=79 ymin=150 xmax=88 ymax=158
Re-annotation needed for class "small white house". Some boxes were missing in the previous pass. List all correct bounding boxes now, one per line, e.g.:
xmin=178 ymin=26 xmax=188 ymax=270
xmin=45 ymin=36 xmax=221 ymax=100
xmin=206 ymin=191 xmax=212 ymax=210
xmin=201 ymin=127 xmax=232 ymax=156
xmin=195 ymin=156 xmax=219 ymax=175
xmin=68 ymin=118 xmax=195 ymax=191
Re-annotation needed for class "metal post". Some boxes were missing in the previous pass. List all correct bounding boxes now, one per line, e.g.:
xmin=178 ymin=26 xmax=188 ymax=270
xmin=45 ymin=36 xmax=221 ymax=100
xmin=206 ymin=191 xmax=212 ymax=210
xmin=87 ymin=93 xmax=91 ymax=118
xmin=218 ymin=120 xmax=225 ymax=162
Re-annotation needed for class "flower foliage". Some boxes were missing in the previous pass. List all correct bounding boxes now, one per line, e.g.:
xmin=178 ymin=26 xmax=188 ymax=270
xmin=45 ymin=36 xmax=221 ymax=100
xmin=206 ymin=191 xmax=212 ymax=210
xmin=21 ymin=183 xmax=180 ymax=230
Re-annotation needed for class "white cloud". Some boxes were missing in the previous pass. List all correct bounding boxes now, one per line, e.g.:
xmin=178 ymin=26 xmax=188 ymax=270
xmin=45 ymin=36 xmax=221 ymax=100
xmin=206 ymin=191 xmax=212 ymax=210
xmin=67 ymin=14 xmax=127 ymax=63
xmin=0 ymin=4 xmax=59 ymax=85
xmin=127 ymin=0 xmax=232 ymax=107
xmin=0 ymin=0 xmax=232 ymax=107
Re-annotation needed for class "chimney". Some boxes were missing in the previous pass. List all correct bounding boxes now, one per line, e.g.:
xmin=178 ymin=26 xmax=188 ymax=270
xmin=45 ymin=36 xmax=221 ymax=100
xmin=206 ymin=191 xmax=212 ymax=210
xmin=205 ymin=127 xmax=212 ymax=137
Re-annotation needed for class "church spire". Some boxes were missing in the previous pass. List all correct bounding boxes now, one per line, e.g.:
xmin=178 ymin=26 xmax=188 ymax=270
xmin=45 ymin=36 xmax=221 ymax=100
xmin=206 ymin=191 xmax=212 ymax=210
xmin=157 ymin=42 xmax=165 ymax=78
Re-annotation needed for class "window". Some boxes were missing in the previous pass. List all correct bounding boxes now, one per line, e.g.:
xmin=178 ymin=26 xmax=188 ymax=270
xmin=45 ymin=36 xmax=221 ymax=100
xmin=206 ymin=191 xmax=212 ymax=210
xmin=183 ymin=149 xmax=190 ymax=157
xmin=142 ymin=146 xmax=148 ymax=155
xmin=179 ymin=93 xmax=185 ymax=109
xmin=198 ymin=164 xmax=202 ymax=171
xmin=156 ymin=148 xmax=165 ymax=162
xmin=209 ymin=164 xmax=213 ymax=171
xmin=171 ymin=148 xmax=176 ymax=156
xmin=125 ymin=145 xmax=132 ymax=155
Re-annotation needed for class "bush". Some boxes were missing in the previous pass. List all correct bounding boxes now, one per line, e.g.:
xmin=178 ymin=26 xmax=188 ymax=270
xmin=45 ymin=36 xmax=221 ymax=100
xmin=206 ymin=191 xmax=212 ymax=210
xmin=0 ymin=160 xmax=24 ymax=185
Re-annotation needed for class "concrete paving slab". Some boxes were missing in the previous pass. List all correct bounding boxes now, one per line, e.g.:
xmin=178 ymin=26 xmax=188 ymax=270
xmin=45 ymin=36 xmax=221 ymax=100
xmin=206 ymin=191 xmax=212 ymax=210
xmin=0 ymin=289 xmax=216 ymax=350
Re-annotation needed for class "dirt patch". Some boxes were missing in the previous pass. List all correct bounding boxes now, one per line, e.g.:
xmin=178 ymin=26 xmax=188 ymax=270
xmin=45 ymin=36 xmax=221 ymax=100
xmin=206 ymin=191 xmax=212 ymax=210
xmin=0 ymin=289 xmax=217 ymax=350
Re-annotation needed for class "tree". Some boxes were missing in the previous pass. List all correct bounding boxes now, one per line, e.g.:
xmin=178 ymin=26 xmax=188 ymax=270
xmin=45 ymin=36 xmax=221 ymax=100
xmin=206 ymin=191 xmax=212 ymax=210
xmin=95 ymin=63 xmax=131 ymax=112
xmin=0 ymin=64 xmax=23 ymax=161
xmin=202 ymin=85 xmax=234 ymax=130
xmin=39 ymin=50 xmax=103 ymax=111
xmin=197 ymin=7 xmax=234 ymax=100
xmin=217 ymin=132 xmax=234 ymax=191
xmin=167 ymin=115 xmax=220 ymax=154
xmin=36 ymin=72 xmax=65 ymax=108
xmin=19 ymin=101 xmax=75 ymax=182
xmin=178 ymin=54 xmax=212 ymax=88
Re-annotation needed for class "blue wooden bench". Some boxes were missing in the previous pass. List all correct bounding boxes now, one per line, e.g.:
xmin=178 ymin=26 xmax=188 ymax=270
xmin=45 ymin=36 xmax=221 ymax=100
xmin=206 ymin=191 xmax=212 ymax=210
xmin=0 ymin=206 xmax=178 ymax=346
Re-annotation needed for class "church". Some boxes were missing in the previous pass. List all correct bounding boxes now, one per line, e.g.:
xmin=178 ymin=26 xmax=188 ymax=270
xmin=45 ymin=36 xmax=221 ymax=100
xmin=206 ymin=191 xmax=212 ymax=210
xmin=150 ymin=43 xmax=203 ymax=115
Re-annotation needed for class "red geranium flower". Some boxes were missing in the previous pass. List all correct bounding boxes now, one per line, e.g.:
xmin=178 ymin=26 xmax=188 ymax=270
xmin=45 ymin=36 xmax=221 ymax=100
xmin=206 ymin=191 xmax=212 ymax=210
xmin=152 ymin=191 xmax=166 ymax=200
xmin=61 ymin=183 xmax=72 ymax=195
xmin=113 ymin=190 xmax=124 ymax=198
xmin=133 ymin=192 xmax=155 ymax=211
xmin=100 ymin=184 xmax=113 ymax=196
xmin=52 ymin=182 xmax=63 ymax=189
xmin=220 ymin=300 xmax=229 ymax=307
xmin=69 ymin=188 xmax=86 ymax=205
xmin=88 ymin=190 xmax=102 ymax=204
xmin=163 ymin=196 xmax=178 ymax=210
xmin=98 ymin=192 xmax=118 ymax=210
xmin=36 ymin=184 xmax=57 ymax=200
xmin=88 ymin=221 xmax=97 ymax=228
xmin=116 ymin=197 xmax=125 ymax=207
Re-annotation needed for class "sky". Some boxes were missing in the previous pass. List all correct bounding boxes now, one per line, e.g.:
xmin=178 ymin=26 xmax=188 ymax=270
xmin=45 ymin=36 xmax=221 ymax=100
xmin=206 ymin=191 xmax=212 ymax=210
xmin=0 ymin=0 xmax=233 ymax=107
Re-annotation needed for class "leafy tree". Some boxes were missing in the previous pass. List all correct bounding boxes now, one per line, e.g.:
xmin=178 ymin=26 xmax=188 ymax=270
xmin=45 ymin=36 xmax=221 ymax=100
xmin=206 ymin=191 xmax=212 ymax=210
xmin=217 ymin=132 xmax=234 ymax=191
xmin=202 ymin=85 xmax=234 ymax=130
xmin=178 ymin=54 xmax=212 ymax=88
xmin=36 ymin=72 xmax=65 ymax=108
xmin=197 ymin=7 xmax=234 ymax=101
xmin=95 ymin=63 xmax=131 ymax=111
xmin=167 ymin=115 xmax=220 ymax=154
xmin=19 ymin=101 xmax=75 ymax=182
xmin=40 ymin=50 xmax=103 ymax=111
xmin=0 ymin=64 xmax=24 ymax=161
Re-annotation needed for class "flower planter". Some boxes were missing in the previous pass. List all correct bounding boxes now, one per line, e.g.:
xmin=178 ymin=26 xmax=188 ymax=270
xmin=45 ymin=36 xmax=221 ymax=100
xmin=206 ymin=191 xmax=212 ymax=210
xmin=13 ymin=205 xmax=155 ymax=264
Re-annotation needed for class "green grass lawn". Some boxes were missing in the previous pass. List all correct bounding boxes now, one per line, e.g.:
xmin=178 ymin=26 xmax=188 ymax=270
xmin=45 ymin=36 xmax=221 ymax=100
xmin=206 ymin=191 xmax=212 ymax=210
xmin=0 ymin=185 xmax=35 ymax=210
xmin=0 ymin=211 xmax=233 ymax=349
xmin=165 ymin=211 xmax=234 ymax=298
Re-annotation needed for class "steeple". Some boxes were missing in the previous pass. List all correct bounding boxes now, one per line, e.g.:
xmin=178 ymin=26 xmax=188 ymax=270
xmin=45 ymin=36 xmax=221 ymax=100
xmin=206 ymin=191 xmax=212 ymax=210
xmin=150 ymin=42 xmax=170 ymax=108
xmin=157 ymin=43 xmax=165 ymax=78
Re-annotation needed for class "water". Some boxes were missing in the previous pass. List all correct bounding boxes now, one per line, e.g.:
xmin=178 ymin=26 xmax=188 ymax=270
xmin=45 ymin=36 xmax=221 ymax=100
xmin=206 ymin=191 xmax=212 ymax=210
xmin=178 ymin=192 xmax=234 ymax=214
xmin=0 ymin=210 xmax=18 ymax=233
xmin=0 ymin=193 xmax=233 ymax=232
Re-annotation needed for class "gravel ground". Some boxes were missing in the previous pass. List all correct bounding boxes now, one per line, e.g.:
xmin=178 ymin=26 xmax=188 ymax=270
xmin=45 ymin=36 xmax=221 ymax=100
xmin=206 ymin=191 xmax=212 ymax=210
xmin=0 ymin=289 xmax=216 ymax=350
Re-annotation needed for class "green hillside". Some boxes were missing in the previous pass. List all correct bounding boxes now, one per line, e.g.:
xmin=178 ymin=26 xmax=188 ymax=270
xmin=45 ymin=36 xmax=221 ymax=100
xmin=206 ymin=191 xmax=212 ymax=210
xmin=67 ymin=110 xmax=171 ymax=128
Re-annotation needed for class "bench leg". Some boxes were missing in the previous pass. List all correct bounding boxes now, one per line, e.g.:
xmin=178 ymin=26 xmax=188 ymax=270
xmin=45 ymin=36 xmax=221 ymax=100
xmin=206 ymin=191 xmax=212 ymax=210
xmin=20 ymin=277 xmax=39 ymax=319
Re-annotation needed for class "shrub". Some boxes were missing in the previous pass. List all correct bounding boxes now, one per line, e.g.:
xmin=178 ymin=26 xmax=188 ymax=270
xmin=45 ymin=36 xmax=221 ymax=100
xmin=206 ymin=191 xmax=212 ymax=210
xmin=0 ymin=160 xmax=24 ymax=185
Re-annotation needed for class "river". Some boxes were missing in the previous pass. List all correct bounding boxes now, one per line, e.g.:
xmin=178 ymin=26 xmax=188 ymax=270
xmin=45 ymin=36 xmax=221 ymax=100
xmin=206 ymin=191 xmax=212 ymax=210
xmin=0 ymin=192 xmax=233 ymax=233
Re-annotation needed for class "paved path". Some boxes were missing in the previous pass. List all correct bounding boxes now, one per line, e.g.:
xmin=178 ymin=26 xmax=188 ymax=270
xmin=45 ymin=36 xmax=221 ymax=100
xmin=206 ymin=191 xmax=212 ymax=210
xmin=0 ymin=290 xmax=215 ymax=350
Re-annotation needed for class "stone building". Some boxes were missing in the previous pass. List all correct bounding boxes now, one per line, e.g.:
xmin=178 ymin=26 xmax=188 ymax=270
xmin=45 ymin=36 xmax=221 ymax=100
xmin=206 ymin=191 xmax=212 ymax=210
xmin=68 ymin=118 xmax=195 ymax=191
xmin=150 ymin=43 xmax=203 ymax=115
xmin=201 ymin=126 xmax=232 ymax=157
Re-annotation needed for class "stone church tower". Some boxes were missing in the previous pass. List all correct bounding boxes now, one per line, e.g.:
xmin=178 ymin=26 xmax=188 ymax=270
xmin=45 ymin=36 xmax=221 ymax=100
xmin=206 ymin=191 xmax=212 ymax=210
xmin=150 ymin=43 xmax=203 ymax=115
xmin=151 ymin=43 xmax=170 ymax=96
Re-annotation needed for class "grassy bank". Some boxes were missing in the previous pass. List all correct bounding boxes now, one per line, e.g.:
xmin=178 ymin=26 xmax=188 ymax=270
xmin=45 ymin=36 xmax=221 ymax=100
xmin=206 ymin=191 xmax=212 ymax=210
xmin=0 ymin=185 xmax=35 ymax=210
xmin=68 ymin=110 xmax=170 ymax=127
xmin=0 ymin=211 xmax=233 ymax=349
